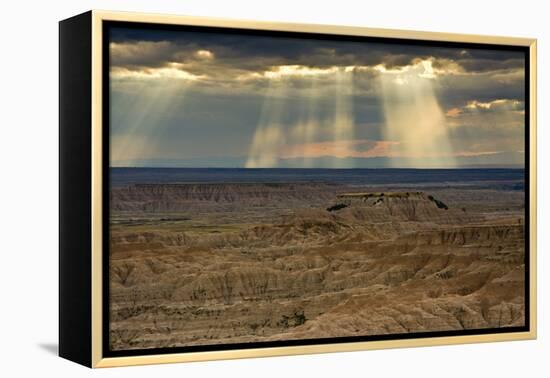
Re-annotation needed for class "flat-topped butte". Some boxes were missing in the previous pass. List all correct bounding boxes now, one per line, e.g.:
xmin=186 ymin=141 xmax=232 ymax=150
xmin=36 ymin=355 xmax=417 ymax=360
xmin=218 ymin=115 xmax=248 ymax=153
xmin=337 ymin=191 xmax=424 ymax=199
xmin=332 ymin=191 xmax=449 ymax=211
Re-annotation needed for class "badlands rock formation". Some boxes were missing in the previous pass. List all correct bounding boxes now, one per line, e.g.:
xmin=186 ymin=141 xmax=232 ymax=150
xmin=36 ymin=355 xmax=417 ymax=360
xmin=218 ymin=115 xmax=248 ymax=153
xmin=109 ymin=183 xmax=525 ymax=350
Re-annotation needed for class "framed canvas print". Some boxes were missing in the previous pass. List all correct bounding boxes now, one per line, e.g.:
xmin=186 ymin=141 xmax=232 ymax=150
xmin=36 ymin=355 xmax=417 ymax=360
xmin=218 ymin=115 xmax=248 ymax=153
xmin=59 ymin=10 xmax=537 ymax=368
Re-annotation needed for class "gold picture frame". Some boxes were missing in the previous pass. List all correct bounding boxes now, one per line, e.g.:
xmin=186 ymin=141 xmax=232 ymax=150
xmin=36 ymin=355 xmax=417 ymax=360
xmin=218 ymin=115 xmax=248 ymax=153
xmin=59 ymin=10 xmax=537 ymax=368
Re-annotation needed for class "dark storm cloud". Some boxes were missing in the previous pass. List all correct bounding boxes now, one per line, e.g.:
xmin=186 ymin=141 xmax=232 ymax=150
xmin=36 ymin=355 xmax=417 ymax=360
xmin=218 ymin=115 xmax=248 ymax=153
xmin=109 ymin=27 xmax=525 ymax=75
xmin=109 ymin=27 xmax=526 ymax=117
xmin=434 ymin=69 xmax=525 ymax=111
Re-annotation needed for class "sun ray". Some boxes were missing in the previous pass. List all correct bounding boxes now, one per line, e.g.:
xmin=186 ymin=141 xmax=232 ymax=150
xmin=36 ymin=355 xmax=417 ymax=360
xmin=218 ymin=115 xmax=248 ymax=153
xmin=332 ymin=69 xmax=355 ymax=167
xmin=289 ymin=76 xmax=321 ymax=167
xmin=379 ymin=60 xmax=456 ymax=168
xmin=245 ymin=78 xmax=289 ymax=168
xmin=110 ymin=79 xmax=191 ymax=166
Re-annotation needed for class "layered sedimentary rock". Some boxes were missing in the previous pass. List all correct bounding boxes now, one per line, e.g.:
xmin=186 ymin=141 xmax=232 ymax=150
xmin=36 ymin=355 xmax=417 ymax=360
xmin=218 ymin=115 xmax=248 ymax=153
xmin=111 ymin=182 xmax=340 ymax=212
xmin=109 ymin=183 xmax=525 ymax=350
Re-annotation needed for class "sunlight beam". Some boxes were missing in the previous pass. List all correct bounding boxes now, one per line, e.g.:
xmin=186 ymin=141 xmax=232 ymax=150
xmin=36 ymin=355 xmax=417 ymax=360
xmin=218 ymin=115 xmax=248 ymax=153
xmin=110 ymin=79 xmax=191 ymax=166
xmin=289 ymin=76 xmax=320 ymax=167
xmin=379 ymin=60 xmax=456 ymax=168
xmin=245 ymin=78 xmax=289 ymax=168
xmin=331 ymin=69 xmax=355 ymax=167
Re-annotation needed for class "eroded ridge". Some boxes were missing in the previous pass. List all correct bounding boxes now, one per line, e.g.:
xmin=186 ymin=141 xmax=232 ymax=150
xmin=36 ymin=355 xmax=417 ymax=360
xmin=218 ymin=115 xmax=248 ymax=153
xmin=109 ymin=181 xmax=525 ymax=350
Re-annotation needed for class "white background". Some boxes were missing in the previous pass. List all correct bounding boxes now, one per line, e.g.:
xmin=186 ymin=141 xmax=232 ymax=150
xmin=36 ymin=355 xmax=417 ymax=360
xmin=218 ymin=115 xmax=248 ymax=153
xmin=0 ymin=0 xmax=547 ymax=376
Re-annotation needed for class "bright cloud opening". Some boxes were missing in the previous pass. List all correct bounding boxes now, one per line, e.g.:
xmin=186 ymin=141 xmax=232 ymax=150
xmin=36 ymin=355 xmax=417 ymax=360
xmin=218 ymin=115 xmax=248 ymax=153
xmin=263 ymin=65 xmax=340 ymax=79
xmin=111 ymin=66 xmax=204 ymax=81
xmin=195 ymin=49 xmax=214 ymax=59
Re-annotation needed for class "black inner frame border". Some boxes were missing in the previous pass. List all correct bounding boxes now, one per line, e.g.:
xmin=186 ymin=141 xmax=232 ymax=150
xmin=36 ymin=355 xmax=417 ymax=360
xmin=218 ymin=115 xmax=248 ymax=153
xmin=101 ymin=20 xmax=531 ymax=358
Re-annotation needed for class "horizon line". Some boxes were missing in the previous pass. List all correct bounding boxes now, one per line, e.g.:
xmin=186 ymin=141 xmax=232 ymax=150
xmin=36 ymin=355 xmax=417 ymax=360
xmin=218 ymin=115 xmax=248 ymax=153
xmin=110 ymin=166 xmax=525 ymax=170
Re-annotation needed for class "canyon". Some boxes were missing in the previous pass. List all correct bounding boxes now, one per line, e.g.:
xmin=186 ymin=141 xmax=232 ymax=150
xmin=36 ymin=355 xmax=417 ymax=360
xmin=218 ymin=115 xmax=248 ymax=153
xmin=109 ymin=171 xmax=525 ymax=351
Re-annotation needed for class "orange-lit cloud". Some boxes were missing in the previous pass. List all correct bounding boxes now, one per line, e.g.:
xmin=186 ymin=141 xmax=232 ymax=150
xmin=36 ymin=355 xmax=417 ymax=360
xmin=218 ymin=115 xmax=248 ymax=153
xmin=280 ymin=139 xmax=504 ymax=160
xmin=446 ymin=107 xmax=463 ymax=118
xmin=280 ymin=139 xmax=399 ymax=159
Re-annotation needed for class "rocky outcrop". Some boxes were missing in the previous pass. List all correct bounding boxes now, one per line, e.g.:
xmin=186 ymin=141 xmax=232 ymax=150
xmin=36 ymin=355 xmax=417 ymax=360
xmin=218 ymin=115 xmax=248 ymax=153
xmin=328 ymin=191 xmax=480 ymax=224
xmin=111 ymin=183 xmax=341 ymax=212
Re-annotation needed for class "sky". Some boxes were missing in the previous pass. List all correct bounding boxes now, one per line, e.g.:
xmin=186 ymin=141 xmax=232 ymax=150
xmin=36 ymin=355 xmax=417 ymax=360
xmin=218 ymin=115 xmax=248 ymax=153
xmin=109 ymin=26 xmax=526 ymax=168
